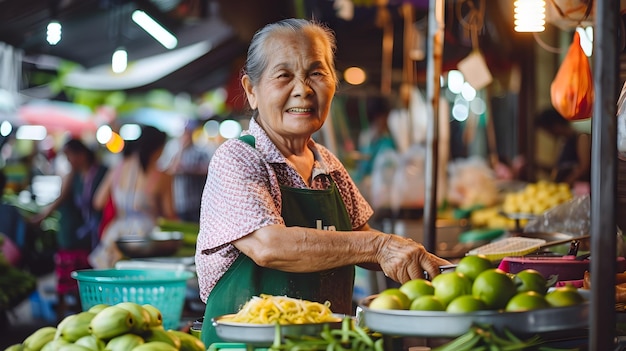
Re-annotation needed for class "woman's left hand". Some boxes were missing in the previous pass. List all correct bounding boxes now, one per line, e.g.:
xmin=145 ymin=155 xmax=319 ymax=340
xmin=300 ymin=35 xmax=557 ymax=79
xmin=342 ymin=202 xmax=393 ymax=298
xmin=376 ymin=234 xmax=452 ymax=283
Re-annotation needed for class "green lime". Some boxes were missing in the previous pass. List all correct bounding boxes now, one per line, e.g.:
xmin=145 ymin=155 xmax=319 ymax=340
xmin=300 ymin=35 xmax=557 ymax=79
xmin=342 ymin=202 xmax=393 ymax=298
xmin=409 ymin=295 xmax=446 ymax=311
xmin=513 ymin=269 xmax=548 ymax=294
xmin=505 ymin=291 xmax=550 ymax=312
xmin=399 ymin=279 xmax=435 ymax=302
xmin=446 ymin=295 xmax=487 ymax=313
xmin=368 ymin=294 xmax=404 ymax=310
xmin=472 ymin=268 xmax=517 ymax=310
xmin=379 ymin=288 xmax=411 ymax=309
xmin=455 ymin=255 xmax=493 ymax=282
xmin=432 ymin=272 xmax=472 ymax=306
xmin=545 ymin=287 xmax=585 ymax=307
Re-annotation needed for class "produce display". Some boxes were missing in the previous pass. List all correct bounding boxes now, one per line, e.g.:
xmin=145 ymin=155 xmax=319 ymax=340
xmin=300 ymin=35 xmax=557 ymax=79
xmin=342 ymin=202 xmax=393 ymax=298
xmin=470 ymin=181 xmax=574 ymax=230
xmin=221 ymin=294 xmax=338 ymax=324
xmin=3 ymin=302 xmax=205 ymax=351
xmin=501 ymin=181 xmax=573 ymax=216
xmin=368 ymin=255 xmax=585 ymax=313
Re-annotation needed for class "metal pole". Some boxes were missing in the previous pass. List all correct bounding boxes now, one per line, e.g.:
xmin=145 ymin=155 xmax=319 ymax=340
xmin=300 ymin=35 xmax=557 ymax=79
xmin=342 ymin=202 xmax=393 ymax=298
xmin=590 ymin=0 xmax=619 ymax=349
xmin=423 ymin=0 xmax=444 ymax=253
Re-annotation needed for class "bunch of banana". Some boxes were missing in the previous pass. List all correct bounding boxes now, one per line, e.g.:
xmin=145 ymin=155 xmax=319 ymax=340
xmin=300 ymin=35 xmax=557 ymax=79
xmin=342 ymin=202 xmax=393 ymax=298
xmin=3 ymin=302 xmax=205 ymax=351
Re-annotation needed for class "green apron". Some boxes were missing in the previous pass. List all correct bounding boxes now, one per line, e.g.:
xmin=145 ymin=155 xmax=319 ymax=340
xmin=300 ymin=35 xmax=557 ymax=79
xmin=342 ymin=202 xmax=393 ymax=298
xmin=200 ymin=136 xmax=355 ymax=346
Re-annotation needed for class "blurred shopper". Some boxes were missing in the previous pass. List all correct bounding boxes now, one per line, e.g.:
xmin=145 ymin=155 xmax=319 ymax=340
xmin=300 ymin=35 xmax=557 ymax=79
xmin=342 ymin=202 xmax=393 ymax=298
xmin=31 ymin=138 xmax=108 ymax=318
xmin=356 ymin=95 xmax=397 ymax=183
xmin=535 ymin=108 xmax=591 ymax=189
xmin=159 ymin=121 xmax=213 ymax=222
xmin=0 ymin=170 xmax=26 ymax=267
xmin=91 ymin=125 xmax=178 ymax=268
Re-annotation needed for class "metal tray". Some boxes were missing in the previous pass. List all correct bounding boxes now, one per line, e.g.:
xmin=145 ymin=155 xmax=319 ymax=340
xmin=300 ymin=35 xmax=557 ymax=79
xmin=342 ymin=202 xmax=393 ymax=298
xmin=358 ymin=295 xmax=589 ymax=338
xmin=212 ymin=313 xmax=345 ymax=345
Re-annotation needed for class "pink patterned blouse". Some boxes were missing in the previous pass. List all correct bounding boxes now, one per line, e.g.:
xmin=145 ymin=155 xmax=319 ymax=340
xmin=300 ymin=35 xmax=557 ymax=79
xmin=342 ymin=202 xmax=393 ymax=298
xmin=195 ymin=118 xmax=373 ymax=302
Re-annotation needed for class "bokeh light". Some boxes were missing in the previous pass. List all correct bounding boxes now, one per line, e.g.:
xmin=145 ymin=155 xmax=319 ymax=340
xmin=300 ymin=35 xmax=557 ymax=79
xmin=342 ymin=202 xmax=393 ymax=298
xmin=343 ymin=67 xmax=366 ymax=85
xmin=96 ymin=125 xmax=113 ymax=144
xmin=106 ymin=132 xmax=125 ymax=153
xmin=219 ymin=120 xmax=242 ymax=139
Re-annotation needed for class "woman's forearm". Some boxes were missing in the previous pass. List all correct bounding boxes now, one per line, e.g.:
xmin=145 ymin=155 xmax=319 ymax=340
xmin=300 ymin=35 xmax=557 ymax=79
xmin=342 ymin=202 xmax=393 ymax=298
xmin=233 ymin=224 xmax=385 ymax=272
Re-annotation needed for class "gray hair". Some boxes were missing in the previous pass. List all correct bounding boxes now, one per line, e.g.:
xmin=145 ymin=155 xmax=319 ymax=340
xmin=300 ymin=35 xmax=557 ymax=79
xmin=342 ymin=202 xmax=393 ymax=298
xmin=243 ymin=18 xmax=338 ymax=87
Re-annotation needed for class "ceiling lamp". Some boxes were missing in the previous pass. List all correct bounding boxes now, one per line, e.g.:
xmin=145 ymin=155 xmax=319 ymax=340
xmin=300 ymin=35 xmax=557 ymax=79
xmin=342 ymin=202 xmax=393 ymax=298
xmin=46 ymin=20 xmax=62 ymax=45
xmin=131 ymin=10 xmax=178 ymax=49
xmin=112 ymin=47 xmax=128 ymax=73
xmin=514 ymin=0 xmax=546 ymax=32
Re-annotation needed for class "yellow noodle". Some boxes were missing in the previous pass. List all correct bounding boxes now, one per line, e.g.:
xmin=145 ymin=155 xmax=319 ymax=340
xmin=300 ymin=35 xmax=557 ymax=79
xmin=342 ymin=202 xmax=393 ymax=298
xmin=225 ymin=294 xmax=337 ymax=324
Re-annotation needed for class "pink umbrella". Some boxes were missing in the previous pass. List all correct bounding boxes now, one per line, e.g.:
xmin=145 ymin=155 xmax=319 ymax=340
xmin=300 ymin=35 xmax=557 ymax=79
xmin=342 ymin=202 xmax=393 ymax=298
xmin=18 ymin=101 xmax=98 ymax=136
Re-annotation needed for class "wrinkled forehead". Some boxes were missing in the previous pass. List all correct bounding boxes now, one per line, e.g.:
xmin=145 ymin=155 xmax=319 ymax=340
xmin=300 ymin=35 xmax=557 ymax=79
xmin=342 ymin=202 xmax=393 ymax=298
xmin=263 ymin=29 xmax=333 ymax=65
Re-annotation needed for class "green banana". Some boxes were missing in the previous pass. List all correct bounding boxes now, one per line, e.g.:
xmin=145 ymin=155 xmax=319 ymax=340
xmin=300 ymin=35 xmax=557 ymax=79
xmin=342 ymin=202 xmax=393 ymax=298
xmin=141 ymin=304 xmax=163 ymax=328
xmin=74 ymin=335 xmax=105 ymax=350
xmin=167 ymin=330 xmax=206 ymax=351
xmin=145 ymin=328 xmax=181 ymax=349
xmin=40 ymin=338 xmax=70 ymax=351
xmin=131 ymin=341 xmax=177 ymax=351
xmin=57 ymin=345 xmax=94 ymax=351
xmin=105 ymin=333 xmax=145 ymax=351
xmin=87 ymin=304 xmax=110 ymax=314
xmin=58 ymin=311 xmax=96 ymax=342
xmin=55 ymin=314 xmax=76 ymax=340
xmin=3 ymin=344 xmax=23 ymax=351
xmin=88 ymin=306 xmax=134 ymax=340
xmin=114 ymin=302 xmax=151 ymax=335
xmin=23 ymin=326 xmax=57 ymax=351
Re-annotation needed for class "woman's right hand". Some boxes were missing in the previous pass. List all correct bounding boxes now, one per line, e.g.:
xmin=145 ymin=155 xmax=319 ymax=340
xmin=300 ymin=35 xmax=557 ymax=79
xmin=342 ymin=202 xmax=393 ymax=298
xmin=376 ymin=234 xmax=452 ymax=284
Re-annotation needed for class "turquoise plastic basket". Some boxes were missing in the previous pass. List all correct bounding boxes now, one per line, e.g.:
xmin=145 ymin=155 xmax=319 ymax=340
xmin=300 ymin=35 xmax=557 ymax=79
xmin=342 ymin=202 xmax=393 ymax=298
xmin=71 ymin=269 xmax=194 ymax=330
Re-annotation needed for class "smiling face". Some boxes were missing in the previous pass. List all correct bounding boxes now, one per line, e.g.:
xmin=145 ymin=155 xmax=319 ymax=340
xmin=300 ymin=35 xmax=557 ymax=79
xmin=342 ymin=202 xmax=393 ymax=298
xmin=242 ymin=29 xmax=337 ymax=143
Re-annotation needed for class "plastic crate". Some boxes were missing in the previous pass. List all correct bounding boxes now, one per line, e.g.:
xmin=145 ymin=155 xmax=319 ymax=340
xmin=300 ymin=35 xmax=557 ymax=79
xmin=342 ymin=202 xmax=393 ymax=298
xmin=71 ymin=268 xmax=194 ymax=330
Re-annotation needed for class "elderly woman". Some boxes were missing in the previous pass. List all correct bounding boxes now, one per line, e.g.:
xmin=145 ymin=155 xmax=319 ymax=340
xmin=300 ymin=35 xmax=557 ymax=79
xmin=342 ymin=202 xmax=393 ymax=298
xmin=195 ymin=18 xmax=451 ymax=345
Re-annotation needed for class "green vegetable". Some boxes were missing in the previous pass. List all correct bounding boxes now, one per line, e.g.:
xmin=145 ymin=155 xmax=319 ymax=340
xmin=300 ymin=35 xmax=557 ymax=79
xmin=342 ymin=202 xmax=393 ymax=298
xmin=267 ymin=317 xmax=379 ymax=351
xmin=432 ymin=324 xmax=579 ymax=351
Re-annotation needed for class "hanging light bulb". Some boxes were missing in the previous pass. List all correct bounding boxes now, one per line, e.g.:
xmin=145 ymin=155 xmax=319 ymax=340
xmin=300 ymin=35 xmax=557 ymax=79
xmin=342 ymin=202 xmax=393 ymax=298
xmin=514 ymin=0 xmax=546 ymax=32
xmin=112 ymin=47 xmax=128 ymax=73
xmin=46 ymin=20 xmax=62 ymax=45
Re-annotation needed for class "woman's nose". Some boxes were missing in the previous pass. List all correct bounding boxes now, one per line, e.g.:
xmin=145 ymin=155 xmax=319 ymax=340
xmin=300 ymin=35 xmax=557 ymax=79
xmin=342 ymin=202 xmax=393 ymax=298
xmin=292 ymin=78 xmax=313 ymax=97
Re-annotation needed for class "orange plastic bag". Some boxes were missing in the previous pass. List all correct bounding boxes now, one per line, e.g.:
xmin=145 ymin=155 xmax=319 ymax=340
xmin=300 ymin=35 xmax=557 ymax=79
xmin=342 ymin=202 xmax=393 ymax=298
xmin=550 ymin=31 xmax=594 ymax=120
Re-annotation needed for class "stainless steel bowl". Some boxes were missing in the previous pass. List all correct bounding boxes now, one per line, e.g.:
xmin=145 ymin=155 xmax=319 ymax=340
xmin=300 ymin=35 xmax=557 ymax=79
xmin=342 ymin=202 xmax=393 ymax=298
xmin=212 ymin=314 xmax=345 ymax=346
xmin=115 ymin=231 xmax=183 ymax=258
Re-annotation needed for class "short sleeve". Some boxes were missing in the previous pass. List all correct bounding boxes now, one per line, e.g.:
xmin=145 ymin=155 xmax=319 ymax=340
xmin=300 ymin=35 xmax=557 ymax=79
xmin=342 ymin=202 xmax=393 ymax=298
xmin=196 ymin=139 xmax=284 ymax=251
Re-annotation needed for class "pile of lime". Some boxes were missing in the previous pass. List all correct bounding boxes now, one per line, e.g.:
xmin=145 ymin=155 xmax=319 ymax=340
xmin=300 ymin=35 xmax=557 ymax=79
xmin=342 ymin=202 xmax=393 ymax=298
xmin=368 ymin=254 xmax=585 ymax=313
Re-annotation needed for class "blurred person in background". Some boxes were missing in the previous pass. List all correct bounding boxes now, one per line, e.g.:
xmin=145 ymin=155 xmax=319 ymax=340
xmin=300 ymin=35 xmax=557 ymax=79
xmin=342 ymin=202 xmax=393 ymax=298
xmin=31 ymin=138 xmax=108 ymax=318
xmin=91 ymin=125 xmax=178 ymax=268
xmin=535 ymin=108 xmax=591 ymax=191
xmin=355 ymin=95 xmax=397 ymax=183
xmin=0 ymin=169 xmax=26 ymax=267
xmin=159 ymin=120 xmax=213 ymax=223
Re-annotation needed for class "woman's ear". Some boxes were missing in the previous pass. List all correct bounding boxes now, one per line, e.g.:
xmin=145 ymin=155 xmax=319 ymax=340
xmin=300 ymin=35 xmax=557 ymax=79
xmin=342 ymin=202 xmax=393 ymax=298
xmin=241 ymin=75 xmax=257 ymax=110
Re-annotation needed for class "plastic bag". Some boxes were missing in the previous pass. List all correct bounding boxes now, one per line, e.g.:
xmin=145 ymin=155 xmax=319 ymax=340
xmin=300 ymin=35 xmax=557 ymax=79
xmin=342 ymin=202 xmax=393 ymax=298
xmin=369 ymin=148 xmax=401 ymax=211
xmin=390 ymin=144 xmax=426 ymax=211
xmin=447 ymin=157 xmax=500 ymax=209
xmin=524 ymin=194 xmax=590 ymax=236
xmin=550 ymin=31 xmax=594 ymax=121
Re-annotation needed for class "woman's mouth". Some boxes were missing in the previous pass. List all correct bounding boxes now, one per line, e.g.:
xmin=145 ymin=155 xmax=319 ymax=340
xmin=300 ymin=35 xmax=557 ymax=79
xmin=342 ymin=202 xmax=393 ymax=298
xmin=287 ymin=107 xmax=314 ymax=113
